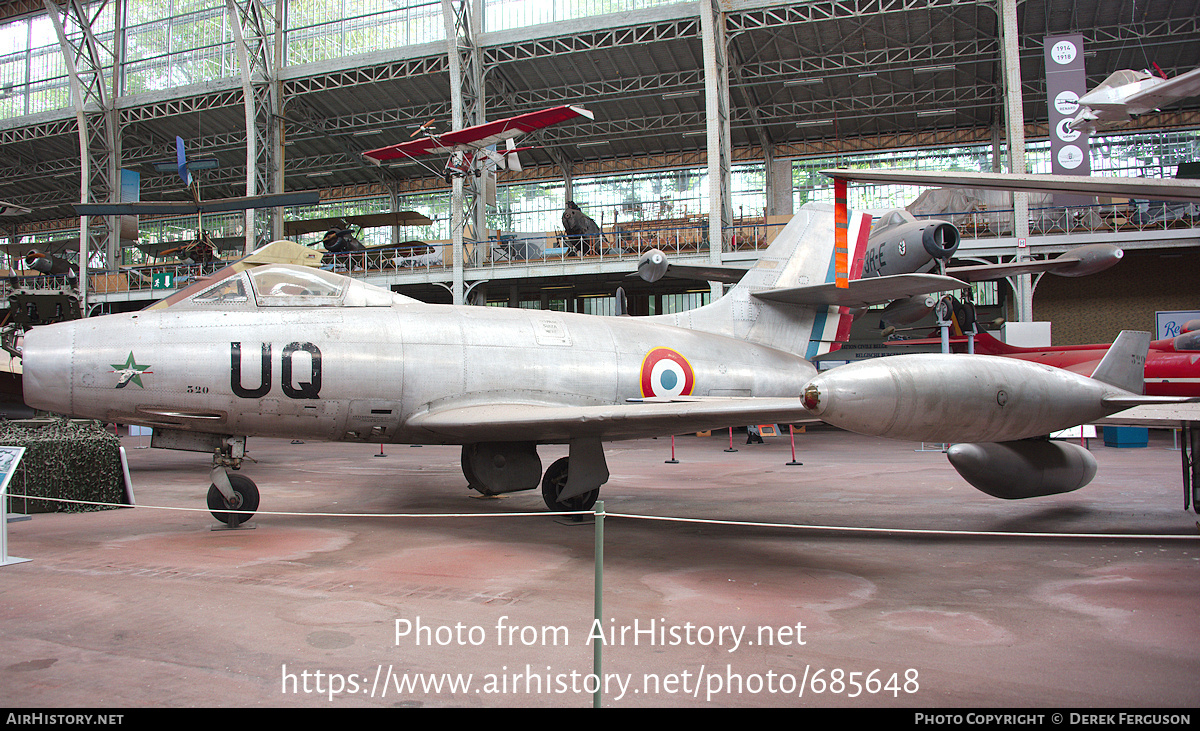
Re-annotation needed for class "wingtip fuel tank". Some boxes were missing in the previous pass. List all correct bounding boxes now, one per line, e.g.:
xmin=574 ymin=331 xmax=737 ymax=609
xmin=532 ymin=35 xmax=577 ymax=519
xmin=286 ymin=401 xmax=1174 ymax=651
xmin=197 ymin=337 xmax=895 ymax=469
xmin=800 ymin=353 xmax=1136 ymax=444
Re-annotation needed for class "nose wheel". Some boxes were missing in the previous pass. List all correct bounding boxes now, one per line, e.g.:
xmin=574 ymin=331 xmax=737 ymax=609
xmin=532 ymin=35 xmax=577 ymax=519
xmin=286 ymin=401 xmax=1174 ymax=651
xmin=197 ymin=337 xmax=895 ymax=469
xmin=207 ymin=473 xmax=260 ymax=526
xmin=540 ymin=457 xmax=599 ymax=512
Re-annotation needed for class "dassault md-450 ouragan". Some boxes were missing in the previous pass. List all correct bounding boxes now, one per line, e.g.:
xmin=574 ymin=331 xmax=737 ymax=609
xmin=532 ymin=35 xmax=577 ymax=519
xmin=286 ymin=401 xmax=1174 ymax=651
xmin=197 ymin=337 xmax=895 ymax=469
xmin=21 ymin=204 xmax=1178 ymax=524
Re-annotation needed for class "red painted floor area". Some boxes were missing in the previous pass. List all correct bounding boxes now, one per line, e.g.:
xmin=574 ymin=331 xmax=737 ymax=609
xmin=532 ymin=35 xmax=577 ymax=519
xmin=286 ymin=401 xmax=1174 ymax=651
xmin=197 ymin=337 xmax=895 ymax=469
xmin=1 ymin=428 xmax=1197 ymax=708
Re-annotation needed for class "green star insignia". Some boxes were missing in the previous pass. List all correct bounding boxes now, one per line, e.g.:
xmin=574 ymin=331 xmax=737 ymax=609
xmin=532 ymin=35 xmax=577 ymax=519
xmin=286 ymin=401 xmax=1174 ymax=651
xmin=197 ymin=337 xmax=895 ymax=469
xmin=110 ymin=352 xmax=152 ymax=389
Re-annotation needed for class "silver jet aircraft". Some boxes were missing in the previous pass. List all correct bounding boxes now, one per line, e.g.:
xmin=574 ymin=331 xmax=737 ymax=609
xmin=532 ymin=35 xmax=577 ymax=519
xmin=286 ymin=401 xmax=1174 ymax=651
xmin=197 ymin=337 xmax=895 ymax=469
xmin=20 ymin=204 xmax=1178 ymax=525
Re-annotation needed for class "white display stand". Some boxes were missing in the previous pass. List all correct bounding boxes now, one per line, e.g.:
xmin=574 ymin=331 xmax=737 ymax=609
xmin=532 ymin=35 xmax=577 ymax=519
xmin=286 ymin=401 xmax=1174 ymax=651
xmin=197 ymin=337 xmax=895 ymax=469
xmin=1 ymin=446 xmax=29 ymax=567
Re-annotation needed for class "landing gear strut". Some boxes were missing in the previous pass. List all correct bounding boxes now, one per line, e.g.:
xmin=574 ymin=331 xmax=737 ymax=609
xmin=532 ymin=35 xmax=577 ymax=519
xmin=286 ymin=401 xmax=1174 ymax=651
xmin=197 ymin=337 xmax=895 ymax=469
xmin=459 ymin=439 xmax=609 ymax=513
xmin=207 ymin=436 xmax=258 ymax=526
xmin=540 ymin=457 xmax=599 ymax=511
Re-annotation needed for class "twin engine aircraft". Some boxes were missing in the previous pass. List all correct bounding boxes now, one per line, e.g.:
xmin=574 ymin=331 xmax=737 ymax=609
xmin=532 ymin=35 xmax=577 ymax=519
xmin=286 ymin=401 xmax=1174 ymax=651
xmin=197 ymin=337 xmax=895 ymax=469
xmin=20 ymin=204 xmax=1180 ymax=525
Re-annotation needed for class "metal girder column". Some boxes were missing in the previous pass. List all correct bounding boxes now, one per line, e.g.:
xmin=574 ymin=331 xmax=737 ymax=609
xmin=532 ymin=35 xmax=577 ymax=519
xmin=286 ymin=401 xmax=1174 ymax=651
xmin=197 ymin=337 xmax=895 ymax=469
xmin=227 ymin=0 xmax=283 ymax=253
xmin=46 ymin=0 xmax=122 ymax=317
xmin=443 ymin=0 xmax=484 ymax=305
xmin=700 ymin=0 xmax=732 ymax=301
xmin=998 ymin=0 xmax=1032 ymax=322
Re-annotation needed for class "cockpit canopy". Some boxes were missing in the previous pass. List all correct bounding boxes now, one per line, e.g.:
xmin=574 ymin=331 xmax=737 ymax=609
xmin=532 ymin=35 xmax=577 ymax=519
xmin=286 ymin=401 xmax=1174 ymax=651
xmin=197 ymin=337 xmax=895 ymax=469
xmin=868 ymin=209 xmax=916 ymax=237
xmin=175 ymin=264 xmax=410 ymax=309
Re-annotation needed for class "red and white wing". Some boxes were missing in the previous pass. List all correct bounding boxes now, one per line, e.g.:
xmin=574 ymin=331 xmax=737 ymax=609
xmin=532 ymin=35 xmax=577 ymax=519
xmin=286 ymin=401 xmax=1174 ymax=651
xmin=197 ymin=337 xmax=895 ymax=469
xmin=363 ymin=105 xmax=593 ymax=163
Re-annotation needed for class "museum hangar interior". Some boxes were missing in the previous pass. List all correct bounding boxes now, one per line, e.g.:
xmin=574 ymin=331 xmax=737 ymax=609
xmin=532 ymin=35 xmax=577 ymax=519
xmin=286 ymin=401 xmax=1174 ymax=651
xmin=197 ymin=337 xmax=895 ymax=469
xmin=1 ymin=2 xmax=1199 ymax=711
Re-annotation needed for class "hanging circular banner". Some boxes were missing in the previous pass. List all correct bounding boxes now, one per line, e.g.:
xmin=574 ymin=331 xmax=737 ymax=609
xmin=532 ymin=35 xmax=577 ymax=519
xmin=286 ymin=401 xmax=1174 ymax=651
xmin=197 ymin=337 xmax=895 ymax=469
xmin=640 ymin=347 xmax=695 ymax=398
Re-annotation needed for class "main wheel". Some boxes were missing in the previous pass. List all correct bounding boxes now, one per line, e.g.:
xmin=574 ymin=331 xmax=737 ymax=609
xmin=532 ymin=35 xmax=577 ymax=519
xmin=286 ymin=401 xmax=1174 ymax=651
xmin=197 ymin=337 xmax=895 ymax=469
xmin=207 ymin=473 xmax=260 ymax=525
xmin=540 ymin=457 xmax=599 ymax=511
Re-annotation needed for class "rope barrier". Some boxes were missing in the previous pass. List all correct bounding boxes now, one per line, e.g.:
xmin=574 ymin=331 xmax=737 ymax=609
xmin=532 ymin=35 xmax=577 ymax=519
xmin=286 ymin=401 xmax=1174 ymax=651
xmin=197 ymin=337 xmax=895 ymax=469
xmin=10 ymin=493 xmax=1197 ymax=541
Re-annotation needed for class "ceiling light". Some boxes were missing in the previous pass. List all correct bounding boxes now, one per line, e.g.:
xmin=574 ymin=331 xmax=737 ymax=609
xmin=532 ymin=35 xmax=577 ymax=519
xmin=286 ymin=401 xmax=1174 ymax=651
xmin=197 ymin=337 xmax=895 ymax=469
xmin=914 ymin=64 xmax=955 ymax=73
xmin=662 ymin=91 xmax=700 ymax=99
xmin=352 ymin=129 xmax=384 ymax=136
xmin=784 ymin=78 xmax=822 ymax=86
xmin=857 ymin=72 xmax=878 ymax=78
xmin=917 ymin=109 xmax=955 ymax=117
xmin=796 ymin=119 xmax=833 ymax=127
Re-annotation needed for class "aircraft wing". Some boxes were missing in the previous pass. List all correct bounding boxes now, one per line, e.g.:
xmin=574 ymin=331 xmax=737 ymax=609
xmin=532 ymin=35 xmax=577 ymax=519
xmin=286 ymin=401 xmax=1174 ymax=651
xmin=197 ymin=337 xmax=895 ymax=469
xmin=1124 ymin=66 xmax=1200 ymax=114
xmin=1 ymin=238 xmax=79 ymax=258
xmin=74 ymin=191 xmax=321 ymax=216
xmin=822 ymin=168 xmax=1200 ymax=204
xmin=754 ymin=273 xmax=967 ymax=308
xmin=0 ymin=200 xmax=32 ymax=216
xmin=405 ymin=397 xmax=818 ymax=443
xmin=946 ymin=244 xmax=1122 ymax=282
xmin=134 ymin=241 xmax=190 ymax=257
xmin=134 ymin=237 xmax=244 ymax=258
xmin=363 ymin=105 xmax=593 ymax=163
xmin=283 ymin=211 xmax=433 ymax=236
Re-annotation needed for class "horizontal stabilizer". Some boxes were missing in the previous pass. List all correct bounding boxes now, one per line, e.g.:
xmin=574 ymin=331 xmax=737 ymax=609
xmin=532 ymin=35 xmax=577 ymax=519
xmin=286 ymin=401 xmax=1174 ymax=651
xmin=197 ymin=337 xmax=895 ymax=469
xmin=1101 ymin=394 xmax=1199 ymax=408
xmin=632 ymin=262 xmax=750 ymax=285
xmin=754 ymin=273 xmax=966 ymax=308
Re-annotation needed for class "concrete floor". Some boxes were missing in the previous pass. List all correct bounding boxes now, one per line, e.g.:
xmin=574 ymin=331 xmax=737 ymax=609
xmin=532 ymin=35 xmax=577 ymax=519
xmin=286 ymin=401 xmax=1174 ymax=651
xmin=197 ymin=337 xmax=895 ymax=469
xmin=1 ymin=427 xmax=1197 ymax=708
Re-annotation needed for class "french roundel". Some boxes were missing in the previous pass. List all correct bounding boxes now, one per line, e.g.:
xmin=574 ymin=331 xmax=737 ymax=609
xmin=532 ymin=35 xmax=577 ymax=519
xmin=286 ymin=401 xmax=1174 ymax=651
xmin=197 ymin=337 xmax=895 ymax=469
xmin=640 ymin=347 xmax=695 ymax=398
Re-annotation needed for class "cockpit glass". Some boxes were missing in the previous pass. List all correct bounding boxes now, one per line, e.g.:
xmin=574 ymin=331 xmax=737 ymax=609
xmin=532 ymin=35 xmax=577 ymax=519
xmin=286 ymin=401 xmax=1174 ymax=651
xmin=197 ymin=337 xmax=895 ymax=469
xmin=190 ymin=275 xmax=249 ymax=304
xmin=249 ymin=265 xmax=346 ymax=304
xmin=870 ymin=210 xmax=908 ymax=236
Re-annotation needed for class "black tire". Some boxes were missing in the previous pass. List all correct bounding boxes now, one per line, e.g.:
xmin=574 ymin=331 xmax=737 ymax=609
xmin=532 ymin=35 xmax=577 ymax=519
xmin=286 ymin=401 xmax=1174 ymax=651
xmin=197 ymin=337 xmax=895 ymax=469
xmin=540 ymin=457 xmax=599 ymax=512
xmin=207 ymin=473 xmax=260 ymax=525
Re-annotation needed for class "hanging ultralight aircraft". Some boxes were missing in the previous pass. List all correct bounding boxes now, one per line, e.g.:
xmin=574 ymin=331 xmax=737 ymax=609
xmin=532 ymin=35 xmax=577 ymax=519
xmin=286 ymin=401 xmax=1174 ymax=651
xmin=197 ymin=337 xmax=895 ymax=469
xmin=362 ymin=105 xmax=594 ymax=182
xmin=19 ymin=203 xmax=1184 ymax=526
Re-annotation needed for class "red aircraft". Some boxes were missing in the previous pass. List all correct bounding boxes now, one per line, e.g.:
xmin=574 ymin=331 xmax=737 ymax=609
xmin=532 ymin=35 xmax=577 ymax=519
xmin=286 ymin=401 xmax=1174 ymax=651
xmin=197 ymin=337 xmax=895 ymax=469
xmin=929 ymin=321 xmax=1200 ymax=397
xmin=362 ymin=105 xmax=593 ymax=182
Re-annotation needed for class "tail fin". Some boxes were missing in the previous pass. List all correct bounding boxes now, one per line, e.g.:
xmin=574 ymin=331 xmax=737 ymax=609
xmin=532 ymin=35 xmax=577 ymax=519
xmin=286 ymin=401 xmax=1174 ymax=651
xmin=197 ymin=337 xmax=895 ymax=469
xmin=1089 ymin=330 xmax=1150 ymax=393
xmin=654 ymin=203 xmax=870 ymax=357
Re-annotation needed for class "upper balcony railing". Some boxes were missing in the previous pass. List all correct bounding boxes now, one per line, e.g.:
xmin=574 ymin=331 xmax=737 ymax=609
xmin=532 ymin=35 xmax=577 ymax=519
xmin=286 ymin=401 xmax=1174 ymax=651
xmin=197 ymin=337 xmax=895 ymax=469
xmin=4 ymin=202 xmax=1197 ymax=301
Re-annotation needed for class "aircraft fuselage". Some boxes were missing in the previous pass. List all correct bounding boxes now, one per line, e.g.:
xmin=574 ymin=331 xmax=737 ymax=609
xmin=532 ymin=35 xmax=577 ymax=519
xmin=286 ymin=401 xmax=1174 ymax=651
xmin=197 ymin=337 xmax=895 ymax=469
xmin=22 ymin=303 xmax=815 ymax=445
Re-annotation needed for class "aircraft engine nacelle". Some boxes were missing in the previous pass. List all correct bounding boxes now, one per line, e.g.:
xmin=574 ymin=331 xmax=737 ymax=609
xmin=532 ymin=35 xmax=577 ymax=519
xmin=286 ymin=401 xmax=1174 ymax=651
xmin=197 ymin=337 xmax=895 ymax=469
xmin=800 ymin=353 xmax=1125 ymax=444
xmin=879 ymin=294 xmax=939 ymax=329
xmin=946 ymin=440 xmax=1097 ymax=499
xmin=637 ymin=248 xmax=669 ymax=283
xmin=27 ymin=255 xmax=55 ymax=274
xmin=921 ymin=221 xmax=959 ymax=261
xmin=863 ymin=219 xmax=959 ymax=277
xmin=25 ymin=251 xmax=76 ymax=277
xmin=1048 ymin=243 xmax=1124 ymax=277
xmin=323 ymin=229 xmax=366 ymax=253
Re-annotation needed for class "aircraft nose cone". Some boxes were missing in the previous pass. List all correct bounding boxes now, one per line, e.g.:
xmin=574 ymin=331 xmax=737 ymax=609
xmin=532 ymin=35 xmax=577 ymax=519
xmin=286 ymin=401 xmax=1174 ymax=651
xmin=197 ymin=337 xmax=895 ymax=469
xmin=21 ymin=322 xmax=74 ymax=415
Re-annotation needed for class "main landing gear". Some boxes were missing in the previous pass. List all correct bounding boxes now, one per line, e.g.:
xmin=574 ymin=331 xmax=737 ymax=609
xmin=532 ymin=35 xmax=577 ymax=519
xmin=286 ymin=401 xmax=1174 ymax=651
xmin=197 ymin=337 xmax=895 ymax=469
xmin=540 ymin=457 xmax=599 ymax=511
xmin=461 ymin=439 xmax=608 ymax=512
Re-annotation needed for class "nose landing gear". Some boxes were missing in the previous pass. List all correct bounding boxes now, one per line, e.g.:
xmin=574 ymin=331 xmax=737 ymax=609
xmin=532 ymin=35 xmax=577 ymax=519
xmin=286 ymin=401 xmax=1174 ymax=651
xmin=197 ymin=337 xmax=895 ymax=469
xmin=207 ymin=436 xmax=258 ymax=528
